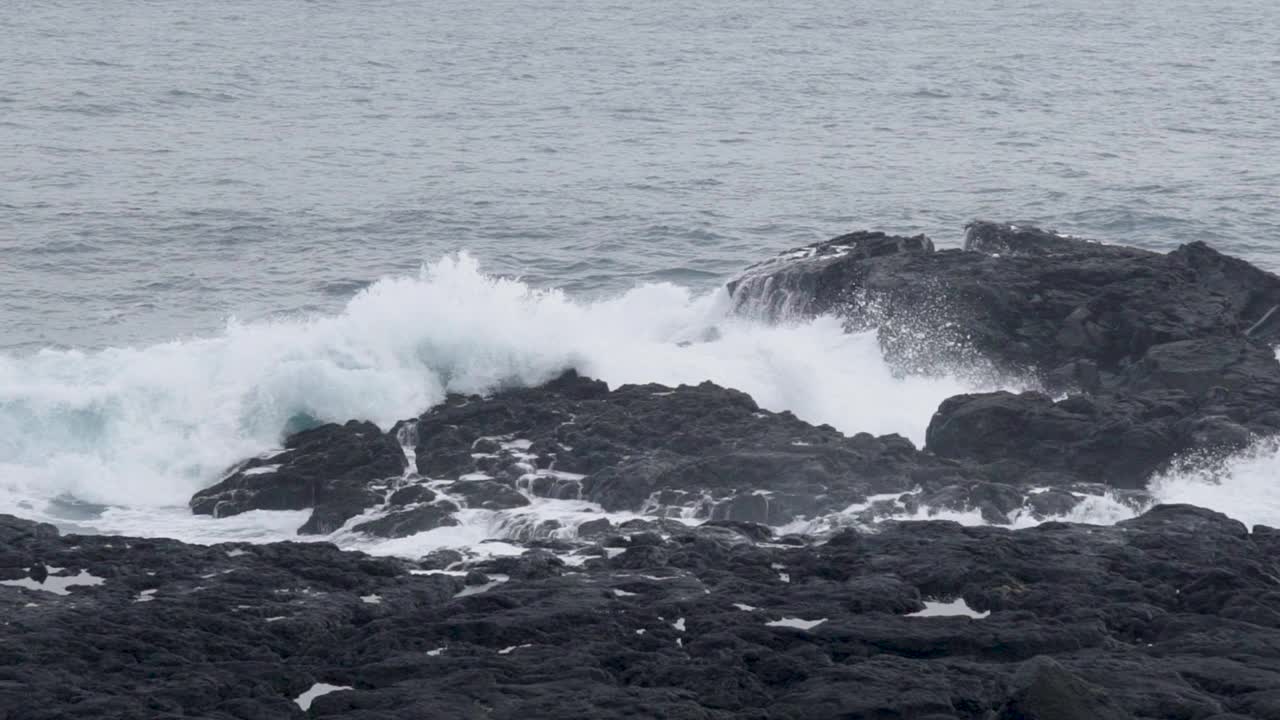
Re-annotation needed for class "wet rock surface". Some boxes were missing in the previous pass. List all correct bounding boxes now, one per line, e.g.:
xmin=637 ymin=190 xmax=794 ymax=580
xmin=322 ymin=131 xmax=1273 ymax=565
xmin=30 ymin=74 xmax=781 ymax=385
xmin=18 ymin=224 xmax=1280 ymax=717
xmin=190 ymin=421 xmax=406 ymax=535
xmin=733 ymin=222 xmax=1280 ymax=489
xmin=393 ymin=371 xmax=959 ymax=526
xmin=4 ymin=506 xmax=1280 ymax=719
xmin=728 ymin=221 xmax=1280 ymax=383
xmin=183 ymin=224 xmax=1280 ymax=533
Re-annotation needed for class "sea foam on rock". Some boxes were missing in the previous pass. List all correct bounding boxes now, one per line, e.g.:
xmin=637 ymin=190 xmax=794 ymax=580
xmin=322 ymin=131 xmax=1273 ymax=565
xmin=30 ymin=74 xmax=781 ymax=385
xmin=5 ymin=503 xmax=1280 ymax=718
xmin=188 ymin=371 xmax=986 ymax=539
xmin=392 ymin=370 xmax=957 ymax=526
xmin=185 ymin=222 xmax=1280 ymax=536
xmin=37 ymin=221 xmax=1279 ymax=717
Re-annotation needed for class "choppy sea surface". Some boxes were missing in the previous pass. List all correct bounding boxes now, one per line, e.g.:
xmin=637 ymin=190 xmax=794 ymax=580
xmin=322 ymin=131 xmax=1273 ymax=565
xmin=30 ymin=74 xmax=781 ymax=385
xmin=2 ymin=0 xmax=1279 ymax=550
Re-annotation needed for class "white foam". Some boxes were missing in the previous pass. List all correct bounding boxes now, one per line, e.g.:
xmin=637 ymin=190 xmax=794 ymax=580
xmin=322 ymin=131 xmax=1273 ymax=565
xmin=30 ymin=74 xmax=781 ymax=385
xmin=907 ymin=599 xmax=989 ymax=618
xmin=67 ymin=507 xmax=311 ymax=545
xmin=780 ymin=487 xmax=1144 ymax=537
xmin=294 ymin=683 xmax=352 ymax=711
xmin=766 ymin=617 xmax=827 ymax=630
xmin=0 ymin=569 xmax=105 ymax=596
xmin=241 ymin=465 xmax=280 ymax=476
xmin=770 ymin=563 xmax=791 ymax=584
xmin=1146 ymin=438 xmax=1280 ymax=529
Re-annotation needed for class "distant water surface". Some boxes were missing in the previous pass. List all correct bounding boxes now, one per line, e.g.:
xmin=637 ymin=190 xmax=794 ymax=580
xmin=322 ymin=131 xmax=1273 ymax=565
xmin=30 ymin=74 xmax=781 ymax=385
xmin=3 ymin=0 xmax=1279 ymax=350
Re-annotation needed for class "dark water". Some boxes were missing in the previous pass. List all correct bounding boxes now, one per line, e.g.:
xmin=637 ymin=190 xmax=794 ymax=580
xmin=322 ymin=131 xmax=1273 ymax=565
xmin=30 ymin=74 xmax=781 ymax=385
xmin=4 ymin=0 xmax=1279 ymax=351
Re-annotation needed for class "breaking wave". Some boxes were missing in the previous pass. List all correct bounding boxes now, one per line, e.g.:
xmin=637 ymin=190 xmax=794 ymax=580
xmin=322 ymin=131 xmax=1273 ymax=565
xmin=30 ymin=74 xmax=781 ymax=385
xmin=1146 ymin=437 xmax=1280 ymax=529
xmin=4 ymin=252 xmax=1276 ymax=548
xmin=0 ymin=253 xmax=981 ymax=523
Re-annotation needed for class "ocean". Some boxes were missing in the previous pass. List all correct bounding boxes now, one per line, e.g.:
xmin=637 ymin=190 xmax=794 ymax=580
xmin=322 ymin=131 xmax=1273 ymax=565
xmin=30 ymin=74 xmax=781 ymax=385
xmin=3 ymin=0 xmax=1280 ymax=552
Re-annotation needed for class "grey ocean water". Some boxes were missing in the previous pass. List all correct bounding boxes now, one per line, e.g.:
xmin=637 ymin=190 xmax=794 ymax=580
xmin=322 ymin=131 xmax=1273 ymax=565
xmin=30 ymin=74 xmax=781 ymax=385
xmin=3 ymin=0 xmax=1279 ymax=351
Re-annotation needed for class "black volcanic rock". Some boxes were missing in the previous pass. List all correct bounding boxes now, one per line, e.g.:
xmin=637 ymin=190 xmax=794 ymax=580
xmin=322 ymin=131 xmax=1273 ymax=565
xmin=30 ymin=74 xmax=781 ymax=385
xmin=925 ymin=390 xmax=1201 ymax=489
xmin=924 ymin=335 xmax=1280 ymax=490
xmin=728 ymin=222 xmax=1280 ymax=490
xmin=189 ymin=420 xmax=406 ymax=535
xmin=51 ymin=222 xmax=1280 ymax=718
xmin=5 ymin=505 xmax=1280 ymax=719
xmin=440 ymin=479 xmax=531 ymax=510
xmin=400 ymin=371 xmax=961 ymax=524
xmin=728 ymin=221 xmax=1280 ymax=383
xmin=996 ymin=656 xmax=1128 ymax=720
xmin=387 ymin=483 xmax=436 ymax=507
xmin=192 ymin=373 xmax=1018 ymax=540
xmin=351 ymin=501 xmax=460 ymax=539
xmin=186 ymin=225 xmax=1280 ymax=527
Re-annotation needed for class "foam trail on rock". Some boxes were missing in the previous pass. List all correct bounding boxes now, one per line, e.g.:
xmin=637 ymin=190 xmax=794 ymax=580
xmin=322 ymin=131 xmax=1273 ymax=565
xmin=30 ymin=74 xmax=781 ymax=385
xmin=780 ymin=489 xmax=1143 ymax=537
xmin=0 ymin=253 xmax=988 ymax=528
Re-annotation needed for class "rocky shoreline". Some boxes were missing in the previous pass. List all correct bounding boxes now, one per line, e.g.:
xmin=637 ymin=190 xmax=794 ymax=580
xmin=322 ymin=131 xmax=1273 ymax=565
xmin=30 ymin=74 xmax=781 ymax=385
xmin=5 ymin=223 xmax=1280 ymax=718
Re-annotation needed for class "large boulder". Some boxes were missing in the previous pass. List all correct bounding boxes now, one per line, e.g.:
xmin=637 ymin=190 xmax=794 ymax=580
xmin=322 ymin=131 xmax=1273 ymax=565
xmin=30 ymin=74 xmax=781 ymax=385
xmin=351 ymin=502 xmax=460 ymax=539
xmin=925 ymin=335 xmax=1280 ymax=489
xmin=728 ymin=221 xmax=1280 ymax=384
xmin=190 ymin=420 xmax=406 ymax=535
xmin=925 ymin=390 xmax=1200 ymax=489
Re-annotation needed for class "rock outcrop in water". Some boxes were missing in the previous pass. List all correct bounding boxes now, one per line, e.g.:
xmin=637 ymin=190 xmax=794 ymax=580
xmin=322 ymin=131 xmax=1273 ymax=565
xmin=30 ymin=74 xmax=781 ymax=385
xmin=11 ymin=221 xmax=1280 ymax=717
xmin=733 ymin=222 xmax=1280 ymax=487
xmin=181 ymin=222 xmax=1280 ymax=533
xmin=729 ymin=221 xmax=1280 ymax=382
xmin=5 ymin=505 xmax=1280 ymax=719
xmin=196 ymin=368 xmax=1166 ymax=539
xmin=394 ymin=371 xmax=962 ymax=527
xmin=189 ymin=420 xmax=407 ymax=535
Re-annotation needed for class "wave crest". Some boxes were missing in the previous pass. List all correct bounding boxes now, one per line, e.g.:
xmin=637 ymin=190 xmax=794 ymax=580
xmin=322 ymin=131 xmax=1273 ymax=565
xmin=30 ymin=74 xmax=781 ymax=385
xmin=0 ymin=253 xmax=979 ymax=516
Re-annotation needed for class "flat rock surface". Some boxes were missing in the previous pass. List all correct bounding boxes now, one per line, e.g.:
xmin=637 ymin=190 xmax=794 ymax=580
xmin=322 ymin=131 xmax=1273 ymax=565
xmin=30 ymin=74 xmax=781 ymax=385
xmin=3 ymin=507 xmax=1280 ymax=719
